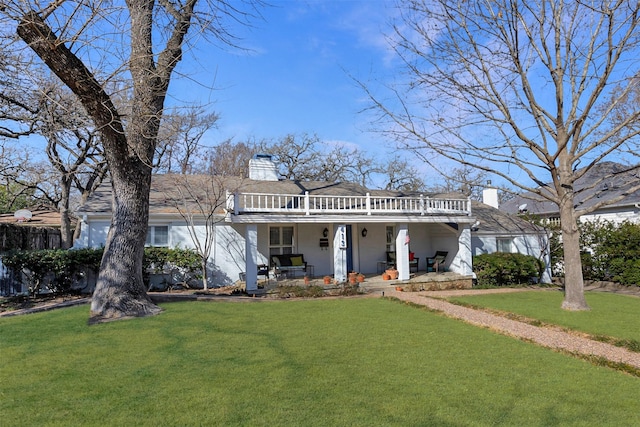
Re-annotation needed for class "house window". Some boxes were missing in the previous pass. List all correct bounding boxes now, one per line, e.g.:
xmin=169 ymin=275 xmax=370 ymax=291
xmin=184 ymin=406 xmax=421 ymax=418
xmin=496 ymin=237 xmax=513 ymax=253
xmin=269 ymin=226 xmax=294 ymax=255
xmin=146 ymin=225 xmax=169 ymax=247
xmin=386 ymin=226 xmax=395 ymax=252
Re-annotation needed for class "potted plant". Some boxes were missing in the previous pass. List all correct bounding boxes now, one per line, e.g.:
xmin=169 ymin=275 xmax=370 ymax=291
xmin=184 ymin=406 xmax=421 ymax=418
xmin=356 ymin=273 xmax=365 ymax=283
xmin=385 ymin=267 xmax=399 ymax=280
xmin=323 ymin=275 xmax=331 ymax=285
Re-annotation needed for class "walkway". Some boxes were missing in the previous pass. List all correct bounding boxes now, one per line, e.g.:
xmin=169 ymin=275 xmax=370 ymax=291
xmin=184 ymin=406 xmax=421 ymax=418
xmin=390 ymin=288 xmax=640 ymax=370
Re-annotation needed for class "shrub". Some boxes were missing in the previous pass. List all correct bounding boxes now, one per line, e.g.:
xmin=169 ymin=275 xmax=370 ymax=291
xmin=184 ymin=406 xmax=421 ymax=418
xmin=337 ymin=283 xmax=360 ymax=296
xmin=473 ymin=252 xmax=542 ymax=287
xmin=142 ymin=247 xmax=201 ymax=273
xmin=2 ymin=248 xmax=102 ymax=295
xmin=274 ymin=284 xmax=325 ymax=298
xmin=2 ymin=247 xmax=202 ymax=296
xmin=578 ymin=220 xmax=640 ymax=285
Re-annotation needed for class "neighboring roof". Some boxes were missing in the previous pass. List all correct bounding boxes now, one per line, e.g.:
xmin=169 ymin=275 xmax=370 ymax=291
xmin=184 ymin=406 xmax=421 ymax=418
xmin=0 ymin=209 xmax=71 ymax=228
xmin=471 ymin=201 xmax=544 ymax=235
xmin=501 ymin=162 xmax=640 ymax=216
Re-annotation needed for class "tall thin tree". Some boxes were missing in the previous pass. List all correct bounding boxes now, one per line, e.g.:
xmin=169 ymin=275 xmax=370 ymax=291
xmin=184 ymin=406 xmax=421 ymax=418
xmin=363 ymin=0 xmax=640 ymax=310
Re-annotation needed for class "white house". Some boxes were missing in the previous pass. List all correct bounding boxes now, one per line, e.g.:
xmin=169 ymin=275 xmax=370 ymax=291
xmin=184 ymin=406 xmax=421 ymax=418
xmin=471 ymin=197 xmax=551 ymax=283
xmin=74 ymin=156 xmax=551 ymax=289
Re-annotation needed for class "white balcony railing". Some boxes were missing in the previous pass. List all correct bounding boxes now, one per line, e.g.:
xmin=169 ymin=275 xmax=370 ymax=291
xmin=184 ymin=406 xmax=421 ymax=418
xmin=227 ymin=191 xmax=471 ymax=216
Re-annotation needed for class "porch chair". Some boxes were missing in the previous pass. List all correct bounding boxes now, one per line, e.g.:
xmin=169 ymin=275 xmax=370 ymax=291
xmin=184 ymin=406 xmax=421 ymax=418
xmin=385 ymin=251 xmax=419 ymax=272
xmin=427 ymin=251 xmax=448 ymax=273
xmin=385 ymin=251 xmax=397 ymax=270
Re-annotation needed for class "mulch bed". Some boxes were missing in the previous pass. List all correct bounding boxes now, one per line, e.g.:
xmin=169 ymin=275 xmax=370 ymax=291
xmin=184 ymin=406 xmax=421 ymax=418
xmin=0 ymin=294 xmax=89 ymax=315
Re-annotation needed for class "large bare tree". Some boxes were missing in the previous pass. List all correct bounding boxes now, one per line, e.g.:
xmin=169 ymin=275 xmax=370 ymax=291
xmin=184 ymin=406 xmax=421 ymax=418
xmin=380 ymin=155 xmax=426 ymax=192
xmin=203 ymin=138 xmax=259 ymax=177
xmin=0 ymin=142 xmax=36 ymax=212
xmin=155 ymin=105 xmax=220 ymax=174
xmin=364 ymin=0 xmax=640 ymax=310
xmin=260 ymin=133 xmax=382 ymax=186
xmin=39 ymin=82 xmax=108 ymax=248
xmin=1 ymin=58 xmax=108 ymax=247
xmin=1 ymin=0 xmax=261 ymax=322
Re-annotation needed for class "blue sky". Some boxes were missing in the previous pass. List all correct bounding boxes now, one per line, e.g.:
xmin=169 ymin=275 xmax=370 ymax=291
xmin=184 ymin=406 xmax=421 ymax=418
xmin=172 ymin=1 xmax=401 ymax=158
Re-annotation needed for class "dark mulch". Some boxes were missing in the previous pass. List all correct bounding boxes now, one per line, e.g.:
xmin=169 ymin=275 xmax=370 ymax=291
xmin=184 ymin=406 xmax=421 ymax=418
xmin=0 ymin=294 xmax=88 ymax=314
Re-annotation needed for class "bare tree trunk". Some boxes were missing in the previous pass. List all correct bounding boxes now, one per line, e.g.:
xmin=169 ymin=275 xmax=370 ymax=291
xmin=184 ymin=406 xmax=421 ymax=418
xmin=59 ymin=177 xmax=73 ymax=249
xmin=557 ymin=186 xmax=589 ymax=311
xmin=90 ymin=167 xmax=160 ymax=322
xmin=201 ymin=256 xmax=209 ymax=290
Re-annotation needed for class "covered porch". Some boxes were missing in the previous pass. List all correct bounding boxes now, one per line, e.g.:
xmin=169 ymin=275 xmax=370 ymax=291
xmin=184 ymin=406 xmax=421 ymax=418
xmin=226 ymin=191 xmax=476 ymax=292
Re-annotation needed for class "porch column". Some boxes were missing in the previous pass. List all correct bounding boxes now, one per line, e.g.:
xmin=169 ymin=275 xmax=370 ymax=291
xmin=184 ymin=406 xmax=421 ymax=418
xmin=455 ymin=226 xmax=473 ymax=276
xmin=333 ymin=224 xmax=348 ymax=283
xmin=396 ymin=224 xmax=410 ymax=281
xmin=245 ymin=224 xmax=258 ymax=292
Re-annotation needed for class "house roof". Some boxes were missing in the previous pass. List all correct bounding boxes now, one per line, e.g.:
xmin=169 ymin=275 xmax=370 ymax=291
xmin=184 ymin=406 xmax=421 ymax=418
xmin=77 ymin=175 xmax=458 ymax=215
xmin=471 ymin=201 xmax=543 ymax=235
xmin=77 ymin=174 xmax=540 ymax=235
xmin=501 ymin=162 xmax=640 ymax=216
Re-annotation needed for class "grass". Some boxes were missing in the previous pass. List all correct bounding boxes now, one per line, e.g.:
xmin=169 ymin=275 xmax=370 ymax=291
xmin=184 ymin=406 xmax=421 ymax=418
xmin=1 ymin=298 xmax=640 ymax=426
xmin=448 ymin=291 xmax=640 ymax=345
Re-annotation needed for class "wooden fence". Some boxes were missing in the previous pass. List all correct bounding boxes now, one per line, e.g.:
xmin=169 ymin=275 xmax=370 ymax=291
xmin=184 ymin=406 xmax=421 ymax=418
xmin=0 ymin=224 xmax=62 ymax=296
xmin=0 ymin=223 xmax=62 ymax=252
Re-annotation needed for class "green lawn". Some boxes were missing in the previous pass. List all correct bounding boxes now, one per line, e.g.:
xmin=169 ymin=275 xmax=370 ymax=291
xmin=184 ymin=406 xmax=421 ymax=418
xmin=2 ymin=298 xmax=640 ymax=426
xmin=448 ymin=291 xmax=640 ymax=343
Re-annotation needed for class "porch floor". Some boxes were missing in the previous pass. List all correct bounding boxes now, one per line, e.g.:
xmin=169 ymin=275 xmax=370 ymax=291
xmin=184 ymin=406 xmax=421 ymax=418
xmin=259 ymin=271 xmax=474 ymax=294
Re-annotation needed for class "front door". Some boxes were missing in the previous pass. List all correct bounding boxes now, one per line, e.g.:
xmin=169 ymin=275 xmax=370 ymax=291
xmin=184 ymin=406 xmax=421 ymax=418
xmin=346 ymin=225 xmax=353 ymax=272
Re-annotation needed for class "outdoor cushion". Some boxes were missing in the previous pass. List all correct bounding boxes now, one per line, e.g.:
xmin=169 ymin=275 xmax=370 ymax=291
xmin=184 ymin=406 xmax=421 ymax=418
xmin=271 ymin=254 xmax=306 ymax=269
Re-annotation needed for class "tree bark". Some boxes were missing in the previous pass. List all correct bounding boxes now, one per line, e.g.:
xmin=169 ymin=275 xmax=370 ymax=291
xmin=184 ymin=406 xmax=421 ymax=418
xmin=557 ymin=182 xmax=590 ymax=311
xmin=59 ymin=176 xmax=72 ymax=249
xmin=90 ymin=168 xmax=161 ymax=323
xmin=201 ymin=256 xmax=209 ymax=290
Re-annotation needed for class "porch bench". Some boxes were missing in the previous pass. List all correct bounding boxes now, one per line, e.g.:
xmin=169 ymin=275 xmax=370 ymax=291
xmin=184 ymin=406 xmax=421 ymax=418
xmin=271 ymin=254 xmax=308 ymax=278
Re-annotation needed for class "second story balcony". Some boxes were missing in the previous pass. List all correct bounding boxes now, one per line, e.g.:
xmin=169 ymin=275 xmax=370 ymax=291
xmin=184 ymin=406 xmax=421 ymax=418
xmin=227 ymin=191 xmax=472 ymax=217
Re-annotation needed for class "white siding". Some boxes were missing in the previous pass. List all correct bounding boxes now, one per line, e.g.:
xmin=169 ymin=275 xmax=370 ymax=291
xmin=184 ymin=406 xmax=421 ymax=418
xmin=472 ymin=234 xmax=551 ymax=283
xmin=213 ymin=225 xmax=246 ymax=284
xmin=580 ymin=210 xmax=640 ymax=224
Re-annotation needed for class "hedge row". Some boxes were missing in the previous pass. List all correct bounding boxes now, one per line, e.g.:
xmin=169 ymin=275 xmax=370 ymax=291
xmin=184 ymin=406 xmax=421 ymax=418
xmin=580 ymin=220 xmax=640 ymax=285
xmin=1 ymin=247 xmax=201 ymax=295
